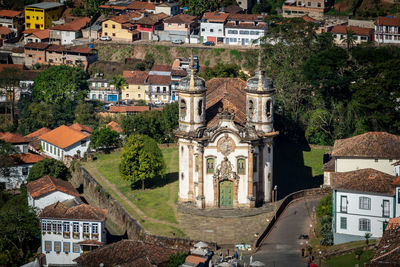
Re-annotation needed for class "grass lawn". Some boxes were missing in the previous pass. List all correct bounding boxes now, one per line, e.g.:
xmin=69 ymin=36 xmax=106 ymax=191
xmin=326 ymin=250 xmax=373 ymax=267
xmin=303 ymin=146 xmax=329 ymax=177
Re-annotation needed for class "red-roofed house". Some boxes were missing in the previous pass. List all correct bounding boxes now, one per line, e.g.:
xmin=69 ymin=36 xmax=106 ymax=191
xmin=200 ymin=12 xmax=229 ymax=44
xmin=330 ymin=25 xmax=374 ymax=45
xmin=101 ymin=12 xmax=142 ymax=42
xmin=374 ymin=16 xmax=400 ymax=44
xmin=122 ymin=70 xmax=149 ymax=102
xmin=136 ymin=13 xmax=168 ymax=40
xmin=23 ymin=29 xmax=50 ymax=44
xmin=224 ymin=14 xmax=267 ymax=46
xmin=0 ymin=25 xmax=13 ymax=42
xmin=27 ymin=175 xmax=80 ymax=211
xmin=0 ymin=9 xmax=24 ymax=34
xmin=106 ymin=121 xmax=123 ymax=133
xmin=148 ymin=75 xmax=172 ymax=103
xmin=282 ymin=0 xmax=332 ymax=18
xmin=49 ymin=17 xmax=90 ymax=45
xmin=127 ymin=1 xmax=156 ymax=12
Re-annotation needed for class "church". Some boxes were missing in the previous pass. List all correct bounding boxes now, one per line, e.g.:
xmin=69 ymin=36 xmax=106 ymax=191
xmin=175 ymin=55 xmax=279 ymax=209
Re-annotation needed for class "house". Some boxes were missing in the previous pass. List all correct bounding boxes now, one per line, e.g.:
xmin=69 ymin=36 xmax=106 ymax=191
xmin=0 ymin=9 xmax=24 ymax=34
xmin=87 ymin=77 xmax=120 ymax=102
xmin=23 ymin=29 xmax=50 ymax=44
xmin=0 ymin=25 xmax=13 ymax=42
xmin=106 ymin=121 xmax=123 ymax=134
xmin=69 ymin=123 xmax=93 ymax=135
xmin=147 ymin=64 xmax=173 ymax=103
xmin=224 ymin=14 xmax=267 ymax=46
xmin=24 ymin=42 xmax=48 ymax=66
xmin=18 ymin=69 xmax=41 ymax=99
xmin=331 ymin=168 xmax=398 ymax=244
xmin=155 ymin=1 xmax=180 ymax=16
xmin=200 ymin=12 xmax=229 ymax=44
xmin=220 ymin=5 xmax=244 ymax=14
xmin=25 ymin=127 xmax=51 ymax=153
xmin=102 ymin=105 xmax=151 ymax=117
xmin=74 ymin=240 xmax=183 ymax=267
xmin=1 ymin=131 xmax=30 ymax=153
xmin=282 ymin=0 xmax=332 ymax=19
xmin=40 ymin=125 xmax=91 ymax=160
xmin=49 ymin=17 xmax=90 ymax=45
xmin=322 ymin=158 xmax=335 ymax=186
xmin=101 ymin=12 xmax=142 ymax=42
xmin=121 ymin=70 xmax=148 ymax=102
xmin=330 ymin=25 xmax=373 ymax=45
xmin=136 ymin=13 xmax=168 ymax=40
xmin=330 ymin=132 xmax=400 ymax=177
xmin=127 ymin=1 xmax=156 ymax=13
xmin=27 ymin=175 xmax=80 ymax=211
xmin=25 ymin=2 xmax=64 ymax=30
xmin=0 ymin=65 xmax=35 ymax=103
xmin=374 ymin=16 xmax=400 ymax=44
xmin=163 ymin=13 xmax=198 ymax=43
xmin=39 ymin=202 xmax=107 ymax=266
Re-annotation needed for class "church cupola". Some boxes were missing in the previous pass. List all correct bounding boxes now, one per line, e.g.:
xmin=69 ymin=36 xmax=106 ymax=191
xmin=177 ymin=52 xmax=207 ymax=134
xmin=245 ymin=51 xmax=275 ymax=133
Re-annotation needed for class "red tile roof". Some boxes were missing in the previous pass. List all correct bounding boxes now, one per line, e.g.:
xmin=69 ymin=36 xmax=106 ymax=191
xmin=123 ymin=70 xmax=148 ymax=84
xmin=392 ymin=176 xmax=400 ymax=186
xmin=24 ymin=42 xmax=50 ymax=50
xmin=40 ymin=202 xmax=107 ymax=221
xmin=151 ymin=64 xmax=172 ymax=72
xmin=0 ymin=10 xmax=22 ymax=18
xmin=0 ymin=26 xmax=12 ymax=35
xmin=69 ymin=123 xmax=93 ymax=133
xmin=164 ymin=13 xmax=197 ymax=24
xmin=106 ymin=121 xmax=123 ymax=133
xmin=148 ymin=75 xmax=171 ymax=85
xmin=0 ymin=132 xmax=30 ymax=144
xmin=202 ymin=12 xmax=229 ymax=22
xmin=109 ymin=106 xmax=149 ymax=113
xmin=171 ymin=69 xmax=187 ymax=77
xmin=375 ymin=16 xmax=400 ymax=26
xmin=370 ymin=223 xmax=400 ymax=265
xmin=302 ymin=15 xmax=317 ymax=22
xmin=185 ymin=255 xmax=207 ymax=264
xmin=127 ymin=1 xmax=155 ymax=10
xmin=136 ymin=13 xmax=168 ymax=26
xmin=221 ymin=5 xmax=243 ymax=14
xmin=31 ymin=29 xmax=50 ymax=40
xmin=225 ymin=21 xmax=267 ymax=29
xmin=27 ymin=175 xmax=80 ymax=199
xmin=51 ymin=17 xmax=90 ymax=31
xmin=322 ymin=158 xmax=335 ymax=171
xmin=99 ymin=5 xmax=128 ymax=10
xmin=0 ymin=64 xmax=23 ymax=72
xmin=331 ymin=168 xmax=396 ymax=195
xmin=332 ymin=132 xmax=400 ymax=159
xmin=387 ymin=217 xmax=400 ymax=229
xmin=227 ymin=13 xmax=266 ymax=21
xmin=330 ymin=25 xmax=373 ymax=36
xmin=16 ymin=153 xmax=44 ymax=164
xmin=39 ymin=125 xmax=88 ymax=149
xmin=109 ymin=12 xmax=142 ymax=24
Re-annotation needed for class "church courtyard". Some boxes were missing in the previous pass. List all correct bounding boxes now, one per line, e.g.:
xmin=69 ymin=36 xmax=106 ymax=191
xmin=82 ymin=142 xmax=329 ymax=242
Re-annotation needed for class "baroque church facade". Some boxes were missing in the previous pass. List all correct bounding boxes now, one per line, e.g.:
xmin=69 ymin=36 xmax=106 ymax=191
xmin=176 ymin=56 xmax=279 ymax=209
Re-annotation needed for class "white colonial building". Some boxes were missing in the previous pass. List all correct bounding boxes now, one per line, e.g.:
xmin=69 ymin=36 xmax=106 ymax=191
xmin=27 ymin=175 xmax=81 ymax=211
xmin=374 ymin=16 xmax=400 ymax=45
xmin=332 ymin=168 xmax=400 ymax=244
xmin=224 ymin=14 xmax=267 ymax=46
xmin=200 ymin=12 xmax=229 ymax=44
xmin=176 ymin=56 xmax=278 ymax=209
xmin=40 ymin=125 xmax=90 ymax=160
xmin=40 ymin=202 xmax=107 ymax=266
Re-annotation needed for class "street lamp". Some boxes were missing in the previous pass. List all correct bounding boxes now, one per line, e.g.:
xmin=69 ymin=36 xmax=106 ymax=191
xmin=273 ymin=185 xmax=278 ymax=202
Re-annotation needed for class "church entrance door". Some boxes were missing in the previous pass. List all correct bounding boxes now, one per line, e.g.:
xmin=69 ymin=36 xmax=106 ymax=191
xmin=219 ymin=181 xmax=233 ymax=208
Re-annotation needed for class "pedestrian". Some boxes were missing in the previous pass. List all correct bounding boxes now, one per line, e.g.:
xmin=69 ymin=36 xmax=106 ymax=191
xmin=234 ymin=250 xmax=238 ymax=259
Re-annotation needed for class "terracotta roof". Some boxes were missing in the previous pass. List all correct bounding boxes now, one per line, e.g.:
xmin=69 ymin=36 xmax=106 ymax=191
xmin=109 ymin=106 xmax=149 ymax=113
xmin=164 ymin=13 xmax=197 ymax=24
xmin=171 ymin=69 xmax=187 ymax=77
xmin=202 ymin=12 xmax=229 ymax=22
xmin=127 ymin=1 xmax=155 ymax=10
xmin=51 ymin=17 xmax=90 ymax=31
xmin=0 ymin=10 xmax=21 ymax=18
xmin=23 ymin=29 xmax=40 ymax=35
xmin=332 ymin=132 xmax=400 ymax=159
xmin=11 ymin=47 xmax=24 ymax=54
xmin=22 ymin=70 xmax=41 ymax=81
xmin=74 ymin=240 xmax=182 ymax=267
xmin=69 ymin=123 xmax=93 ymax=133
xmin=40 ymin=202 xmax=107 ymax=221
xmin=302 ymin=15 xmax=317 ymax=22
xmin=331 ymin=168 xmax=396 ymax=195
xmin=109 ymin=12 xmax=142 ymax=24
xmin=148 ymin=75 xmax=171 ymax=85
xmin=137 ymin=13 xmax=168 ymax=25
xmin=77 ymin=240 xmax=104 ymax=246
xmin=322 ymin=158 xmax=335 ymax=171
xmin=151 ymin=64 xmax=172 ymax=72
xmin=39 ymin=125 xmax=88 ymax=149
xmin=392 ymin=176 xmax=400 ymax=186
xmin=123 ymin=70 xmax=148 ymax=84
xmin=185 ymin=255 xmax=207 ymax=265
xmin=227 ymin=13 xmax=266 ymax=21
xmin=45 ymin=44 xmax=93 ymax=54
xmin=221 ymin=5 xmax=243 ymax=14
xmin=15 ymin=153 xmax=44 ymax=164
xmin=31 ymin=29 xmax=50 ymax=40
xmin=205 ymin=77 xmax=247 ymax=128
xmin=370 ymin=223 xmax=400 ymax=265
xmin=387 ymin=217 xmax=400 ymax=229
xmin=24 ymin=42 xmax=49 ymax=50
xmin=99 ymin=5 xmax=128 ymax=10
xmin=106 ymin=121 xmax=123 ymax=133
xmin=225 ymin=21 xmax=267 ymax=29
xmin=27 ymin=175 xmax=80 ymax=199
xmin=0 ymin=132 xmax=30 ymax=144
xmin=375 ymin=16 xmax=400 ymax=26
xmin=0 ymin=26 xmax=12 ymax=35
xmin=330 ymin=25 xmax=373 ymax=36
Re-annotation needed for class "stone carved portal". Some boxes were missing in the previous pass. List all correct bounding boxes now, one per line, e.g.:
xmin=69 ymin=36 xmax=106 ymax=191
xmin=217 ymin=135 xmax=235 ymax=156
xmin=213 ymin=157 xmax=239 ymax=208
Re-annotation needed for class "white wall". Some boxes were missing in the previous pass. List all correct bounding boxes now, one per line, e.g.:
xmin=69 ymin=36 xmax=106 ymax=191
xmin=200 ymin=22 xmax=224 ymax=40
xmin=0 ymin=163 xmax=32 ymax=189
xmin=374 ymin=25 xmax=400 ymax=44
xmin=225 ymin=28 xmax=265 ymax=46
xmin=61 ymin=30 xmax=79 ymax=45
xmin=41 ymin=138 xmax=90 ymax=161
xmin=336 ymin=157 xmax=399 ymax=176
xmin=335 ymin=190 xmax=394 ymax=239
xmin=29 ymin=191 xmax=77 ymax=211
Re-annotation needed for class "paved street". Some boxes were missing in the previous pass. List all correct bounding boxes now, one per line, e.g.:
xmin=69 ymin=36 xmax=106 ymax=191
xmin=248 ymin=197 xmax=320 ymax=267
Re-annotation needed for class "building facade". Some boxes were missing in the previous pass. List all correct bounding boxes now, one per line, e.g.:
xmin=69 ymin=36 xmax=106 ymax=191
xmin=224 ymin=14 xmax=267 ymax=46
xmin=0 ymin=10 xmax=24 ymax=34
xmin=87 ymin=77 xmax=120 ymax=102
xmin=200 ymin=12 xmax=229 ymax=44
xmin=122 ymin=70 xmax=148 ymax=102
xmin=282 ymin=0 xmax=331 ymax=18
xmin=374 ymin=16 xmax=400 ymax=44
xmin=330 ymin=25 xmax=373 ymax=46
xmin=25 ymin=2 xmax=64 ymax=30
xmin=176 ymin=56 xmax=278 ymax=209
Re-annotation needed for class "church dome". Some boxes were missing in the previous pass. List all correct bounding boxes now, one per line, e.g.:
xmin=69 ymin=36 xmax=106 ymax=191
xmin=177 ymin=69 xmax=206 ymax=92
xmin=245 ymin=70 xmax=274 ymax=92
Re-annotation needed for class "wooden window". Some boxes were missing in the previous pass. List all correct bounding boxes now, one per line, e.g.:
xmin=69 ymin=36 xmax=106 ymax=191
xmin=63 ymin=242 xmax=70 ymax=253
xmin=63 ymin=222 xmax=70 ymax=233
xmin=340 ymin=196 xmax=347 ymax=213
xmin=45 ymin=241 xmax=51 ymax=252
xmin=359 ymin=197 xmax=371 ymax=210
xmin=73 ymin=243 xmax=80 ymax=253
xmin=237 ymin=158 xmax=245 ymax=174
xmin=340 ymin=217 xmax=347 ymax=229
xmin=54 ymin=241 xmax=61 ymax=253
xmin=383 ymin=200 xmax=390 ymax=217
xmin=206 ymin=158 xmax=214 ymax=173
xmin=359 ymin=218 xmax=370 ymax=231
xmin=57 ymin=221 xmax=62 ymax=233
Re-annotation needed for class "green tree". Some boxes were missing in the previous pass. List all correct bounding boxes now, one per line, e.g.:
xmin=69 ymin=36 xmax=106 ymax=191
xmin=185 ymin=0 xmax=218 ymax=16
xmin=364 ymin=232 xmax=372 ymax=259
xmin=74 ymin=101 xmax=99 ymax=129
xmin=122 ymin=111 xmax=164 ymax=142
xmin=135 ymin=99 xmax=147 ymax=106
xmin=90 ymin=126 xmax=120 ymax=152
xmin=32 ymin=65 xmax=88 ymax=104
xmin=27 ymin=158 xmax=70 ymax=182
xmin=119 ymin=134 xmax=165 ymax=190
xmin=343 ymin=29 xmax=356 ymax=51
xmin=111 ymin=75 xmax=127 ymax=91
xmin=199 ymin=62 xmax=247 ymax=81
xmin=0 ymin=140 xmax=16 ymax=177
xmin=166 ymin=252 xmax=189 ymax=267
xmin=144 ymin=53 xmax=155 ymax=70
xmin=0 ymin=67 xmax=24 ymax=125
xmin=160 ymin=102 xmax=179 ymax=142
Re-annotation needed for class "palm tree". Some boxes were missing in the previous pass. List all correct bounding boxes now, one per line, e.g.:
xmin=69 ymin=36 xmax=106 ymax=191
xmin=343 ymin=29 xmax=356 ymax=51
xmin=111 ymin=75 xmax=127 ymax=104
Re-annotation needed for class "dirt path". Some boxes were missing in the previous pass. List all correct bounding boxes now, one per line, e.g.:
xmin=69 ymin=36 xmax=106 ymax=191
xmin=85 ymin=165 xmax=180 ymax=228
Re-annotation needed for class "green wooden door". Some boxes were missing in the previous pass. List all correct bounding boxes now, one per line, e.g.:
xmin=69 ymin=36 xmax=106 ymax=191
xmin=219 ymin=181 xmax=233 ymax=208
xmin=383 ymin=221 xmax=388 ymax=234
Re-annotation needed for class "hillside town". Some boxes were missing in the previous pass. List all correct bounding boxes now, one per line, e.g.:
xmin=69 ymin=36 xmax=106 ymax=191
xmin=0 ymin=0 xmax=400 ymax=267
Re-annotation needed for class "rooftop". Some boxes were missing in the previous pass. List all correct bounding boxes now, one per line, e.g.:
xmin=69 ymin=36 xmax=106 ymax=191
xmin=330 ymin=25 xmax=373 ymax=36
xmin=370 ymin=224 xmax=400 ymax=265
xmin=27 ymin=175 xmax=80 ymax=199
xmin=164 ymin=13 xmax=197 ymax=24
xmin=39 ymin=125 xmax=88 ymax=149
xmin=202 ymin=12 xmax=230 ymax=22
xmin=332 ymin=132 xmax=400 ymax=159
xmin=108 ymin=12 xmax=142 ymax=24
xmin=51 ymin=17 xmax=90 ymax=32
xmin=31 ymin=29 xmax=50 ymax=40
xmin=127 ymin=1 xmax=156 ymax=10
xmin=331 ymin=168 xmax=396 ymax=195
xmin=106 ymin=121 xmax=123 ymax=133
xmin=69 ymin=123 xmax=93 ymax=134
xmin=123 ymin=70 xmax=148 ymax=84
xmin=148 ymin=74 xmax=171 ymax=85
xmin=136 ymin=13 xmax=168 ymax=25
xmin=151 ymin=64 xmax=172 ymax=72
xmin=375 ymin=16 xmax=400 ymax=27
xmin=13 ymin=153 xmax=44 ymax=164
xmin=0 ymin=132 xmax=30 ymax=144
xmin=109 ymin=106 xmax=150 ymax=113
xmin=0 ymin=10 xmax=22 ymax=18
xmin=40 ymin=202 xmax=107 ymax=221
xmin=25 ymin=127 xmax=51 ymax=138
xmin=0 ymin=26 xmax=12 ymax=35
xmin=26 ymin=2 xmax=64 ymax=10
xmin=227 ymin=13 xmax=266 ymax=21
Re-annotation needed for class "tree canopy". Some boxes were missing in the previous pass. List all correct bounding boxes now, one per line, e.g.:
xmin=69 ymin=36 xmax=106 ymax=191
xmin=90 ymin=126 xmax=120 ymax=151
xmin=199 ymin=62 xmax=248 ymax=81
xmin=119 ymin=134 xmax=165 ymax=190
xmin=27 ymin=158 xmax=70 ymax=182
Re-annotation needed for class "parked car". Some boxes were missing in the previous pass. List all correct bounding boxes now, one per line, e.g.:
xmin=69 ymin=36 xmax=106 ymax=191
xmin=99 ymin=35 xmax=111 ymax=41
xmin=172 ymin=39 xmax=184 ymax=45
xmin=203 ymin=41 xmax=215 ymax=46
xmin=153 ymin=100 xmax=162 ymax=105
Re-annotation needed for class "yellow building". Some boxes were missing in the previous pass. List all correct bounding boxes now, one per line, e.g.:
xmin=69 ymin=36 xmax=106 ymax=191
xmin=101 ymin=12 xmax=142 ymax=41
xmin=122 ymin=70 xmax=148 ymax=102
xmin=25 ymin=2 xmax=64 ymax=30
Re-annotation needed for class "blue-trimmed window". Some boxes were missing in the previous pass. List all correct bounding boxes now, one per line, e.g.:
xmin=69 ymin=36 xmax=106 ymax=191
xmin=73 ymin=243 xmax=80 ymax=253
xmin=54 ymin=241 xmax=61 ymax=253
xmin=63 ymin=242 xmax=70 ymax=253
xmin=45 ymin=241 xmax=51 ymax=252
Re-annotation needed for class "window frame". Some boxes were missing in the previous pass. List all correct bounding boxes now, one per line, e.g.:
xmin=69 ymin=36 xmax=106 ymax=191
xmin=206 ymin=158 xmax=215 ymax=174
xmin=54 ymin=241 xmax=61 ymax=253
xmin=383 ymin=199 xmax=390 ymax=217
xmin=45 ymin=241 xmax=52 ymax=252
xmin=340 ymin=195 xmax=347 ymax=213
xmin=359 ymin=218 xmax=371 ymax=232
xmin=237 ymin=158 xmax=246 ymax=175
xmin=340 ymin=217 xmax=347 ymax=229
xmin=359 ymin=196 xmax=371 ymax=210
xmin=63 ymin=242 xmax=70 ymax=253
